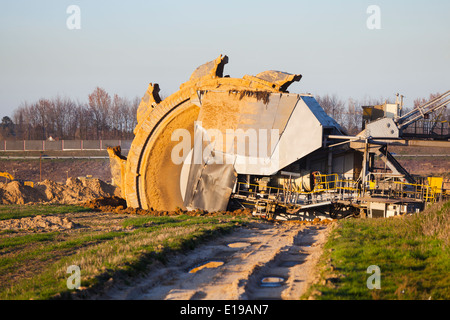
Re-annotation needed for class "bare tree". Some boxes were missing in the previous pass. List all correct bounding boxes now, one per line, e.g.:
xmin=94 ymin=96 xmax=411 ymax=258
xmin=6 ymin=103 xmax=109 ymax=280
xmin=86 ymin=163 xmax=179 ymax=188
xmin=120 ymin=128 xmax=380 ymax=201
xmin=9 ymin=88 xmax=142 ymax=140
xmin=345 ymin=98 xmax=362 ymax=135
xmin=316 ymin=94 xmax=346 ymax=128
xmin=88 ymin=87 xmax=111 ymax=139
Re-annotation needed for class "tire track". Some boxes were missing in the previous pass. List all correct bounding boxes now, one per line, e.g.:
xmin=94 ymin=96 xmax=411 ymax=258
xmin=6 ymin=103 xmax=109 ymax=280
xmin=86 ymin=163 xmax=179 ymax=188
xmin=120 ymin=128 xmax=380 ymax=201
xmin=100 ymin=222 xmax=332 ymax=300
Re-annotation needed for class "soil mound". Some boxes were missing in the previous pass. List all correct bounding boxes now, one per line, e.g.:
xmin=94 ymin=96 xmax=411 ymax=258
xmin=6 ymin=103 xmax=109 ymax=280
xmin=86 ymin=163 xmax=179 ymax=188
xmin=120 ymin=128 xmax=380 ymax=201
xmin=83 ymin=196 xmax=128 ymax=213
xmin=0 ymin=215 xmax=80 ymax=232
xmin=0 ymin=178 xmax=119 ymax=205
xmin=79 ymin=178 xmax=117 ymax=197
xmin=82 ymin=196 xmax=254 ymax=217
xmin=0 ymin=181 xmax=46 ymax=204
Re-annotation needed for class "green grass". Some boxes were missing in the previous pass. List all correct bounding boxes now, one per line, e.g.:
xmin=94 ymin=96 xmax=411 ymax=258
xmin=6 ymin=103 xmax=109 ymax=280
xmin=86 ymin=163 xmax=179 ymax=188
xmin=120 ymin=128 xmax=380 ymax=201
xmin=0 ymin=204 xmax=251 ymax=300
xmin=306 ymin=201 xmax=450 ymax=300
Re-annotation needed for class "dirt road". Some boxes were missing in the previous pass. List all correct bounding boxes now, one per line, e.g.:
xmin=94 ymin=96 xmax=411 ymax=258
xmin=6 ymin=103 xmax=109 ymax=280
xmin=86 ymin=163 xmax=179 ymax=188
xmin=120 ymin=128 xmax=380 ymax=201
xmin=101 ymin=221 xmax=333 ymax=300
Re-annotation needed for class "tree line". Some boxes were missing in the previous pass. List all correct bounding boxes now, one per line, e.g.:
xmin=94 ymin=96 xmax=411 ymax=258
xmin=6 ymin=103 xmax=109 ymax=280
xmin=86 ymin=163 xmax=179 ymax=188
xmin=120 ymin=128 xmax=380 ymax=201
xmin=316 ymin=92 xmax=448 ymax=135
xmin=1 ymin=87 xmax=140 ymax=140
xmin=316 ymin=94 xmax=399 ymax=135
xmin=0 ymin=89 xmax=446 ymax=140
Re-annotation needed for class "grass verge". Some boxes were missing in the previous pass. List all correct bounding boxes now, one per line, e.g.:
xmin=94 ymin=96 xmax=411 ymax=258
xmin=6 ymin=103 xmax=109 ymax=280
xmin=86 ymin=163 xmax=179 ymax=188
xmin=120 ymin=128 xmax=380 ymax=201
xmin=304 ymin=201 xmax=450 ymax=300
xmin=0 ymin=205 xmax=252 ymax=300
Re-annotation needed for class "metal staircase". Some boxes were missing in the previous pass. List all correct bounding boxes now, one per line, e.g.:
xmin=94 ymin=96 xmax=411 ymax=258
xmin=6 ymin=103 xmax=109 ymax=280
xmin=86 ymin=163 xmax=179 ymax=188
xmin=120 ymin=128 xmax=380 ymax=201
xmin=396 ymin=90 xmax=450 ymax=137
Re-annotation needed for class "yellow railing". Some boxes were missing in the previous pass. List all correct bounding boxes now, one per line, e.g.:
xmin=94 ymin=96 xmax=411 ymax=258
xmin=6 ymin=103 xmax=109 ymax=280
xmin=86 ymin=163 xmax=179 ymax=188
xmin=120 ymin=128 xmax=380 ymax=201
xmin=315 ymin=174 xmax=360 ymax=193
xmin=390 ymin=180 xmax=443 ymax=203
xmin=235 ymin=174 xmax=360 ymax=205
xmin=235 ymin=174 xmax=446 ymax=205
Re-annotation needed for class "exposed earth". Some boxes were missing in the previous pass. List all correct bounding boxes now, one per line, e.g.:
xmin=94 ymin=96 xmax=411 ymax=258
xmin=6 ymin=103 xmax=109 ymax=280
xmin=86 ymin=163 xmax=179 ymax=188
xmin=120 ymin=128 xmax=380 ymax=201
xmin=0 ymin=214 xmax=81 ymax=232
xmin=0 ymin=177 xmax=119 ymax=205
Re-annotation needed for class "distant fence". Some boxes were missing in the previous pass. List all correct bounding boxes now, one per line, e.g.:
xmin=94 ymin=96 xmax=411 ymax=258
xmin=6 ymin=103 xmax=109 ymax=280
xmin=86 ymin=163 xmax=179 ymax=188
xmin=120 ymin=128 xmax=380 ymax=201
xmin=0 ymin=140 xmax=132 ymax=152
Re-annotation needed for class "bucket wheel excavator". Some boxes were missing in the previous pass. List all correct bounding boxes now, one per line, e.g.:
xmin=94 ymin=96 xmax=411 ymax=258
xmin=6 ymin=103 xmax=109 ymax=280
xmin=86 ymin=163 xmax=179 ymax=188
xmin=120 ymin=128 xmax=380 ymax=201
xmin=108 ymin=55 xmax=449 ymax=218
xmin=108 ymin=54 xmax=345 ymax=212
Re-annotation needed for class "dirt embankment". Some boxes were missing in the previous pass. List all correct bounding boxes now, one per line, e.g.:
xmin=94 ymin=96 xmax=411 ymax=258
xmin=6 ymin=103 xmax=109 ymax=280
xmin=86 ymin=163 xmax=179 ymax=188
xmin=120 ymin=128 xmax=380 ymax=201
xmin=0 ymin=177 xmax=119 ymax=205
xmin=0 ymin=158 xmax=112 ymax=183
xmin=396 ymin=158 xmax=450 ymax=177
xmin=388 ymin=145 xmax=450 ymax=177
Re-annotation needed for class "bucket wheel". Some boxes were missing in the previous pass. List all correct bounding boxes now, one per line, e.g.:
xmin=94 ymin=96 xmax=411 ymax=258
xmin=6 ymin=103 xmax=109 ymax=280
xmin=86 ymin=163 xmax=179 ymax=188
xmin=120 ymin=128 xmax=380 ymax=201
xmin=109 ymin=55 xmax=301 ymax=210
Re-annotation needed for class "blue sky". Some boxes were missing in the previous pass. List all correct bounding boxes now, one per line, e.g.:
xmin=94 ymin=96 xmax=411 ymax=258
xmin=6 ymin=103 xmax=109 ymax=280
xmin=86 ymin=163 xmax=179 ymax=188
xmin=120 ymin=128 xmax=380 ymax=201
xmin=0 ymin=0 xmax=449 ymax=117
